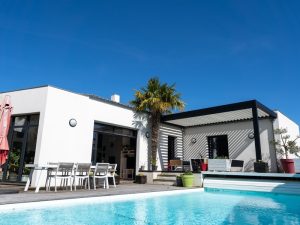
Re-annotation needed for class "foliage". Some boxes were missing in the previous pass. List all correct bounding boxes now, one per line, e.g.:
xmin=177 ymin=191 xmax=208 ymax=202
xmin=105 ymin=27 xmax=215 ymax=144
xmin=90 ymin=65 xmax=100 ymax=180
xmin=183 ymin=171 xmax=193 ymax=176
xmin=8 ymin=151 xmax=20 ymax=172
xmin=151 ymin=158 xmax=157 ymax=165
xmin=130 ymin=77 xmax=185 ymax=166
xmin=271 ymin=128 xmax=300 ymax=159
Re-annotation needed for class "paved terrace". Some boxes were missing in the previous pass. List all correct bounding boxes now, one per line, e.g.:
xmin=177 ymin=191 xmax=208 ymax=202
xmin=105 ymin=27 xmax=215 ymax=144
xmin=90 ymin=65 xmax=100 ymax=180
xmin=0 ymin=183 xmax=189 ymax=205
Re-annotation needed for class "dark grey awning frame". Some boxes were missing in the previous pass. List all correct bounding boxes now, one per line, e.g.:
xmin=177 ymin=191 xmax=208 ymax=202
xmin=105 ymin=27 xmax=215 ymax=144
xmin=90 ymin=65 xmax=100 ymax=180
xmin=161 ymin=100 xmax=277 ymax=161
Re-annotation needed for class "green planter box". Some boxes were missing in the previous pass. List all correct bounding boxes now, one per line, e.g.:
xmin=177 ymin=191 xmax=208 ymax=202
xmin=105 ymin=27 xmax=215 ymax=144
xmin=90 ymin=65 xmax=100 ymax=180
xmin=182 ymin=174 xmax=194 ymax=187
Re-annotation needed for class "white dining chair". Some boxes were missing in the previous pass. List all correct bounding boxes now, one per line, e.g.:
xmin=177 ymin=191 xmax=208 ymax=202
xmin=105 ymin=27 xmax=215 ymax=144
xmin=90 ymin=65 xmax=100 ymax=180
xmin=73 ymin=163 xmax=91 ymax=191
xmin=108 ymin=164 xmax=117 ymax=188
xmin=53 ymin=162 xmax=75 ymax=192
xmin=93 ymin=163 xmax=109 ymax=190
xmin=45 ymin=162 xmax=58 ymax=191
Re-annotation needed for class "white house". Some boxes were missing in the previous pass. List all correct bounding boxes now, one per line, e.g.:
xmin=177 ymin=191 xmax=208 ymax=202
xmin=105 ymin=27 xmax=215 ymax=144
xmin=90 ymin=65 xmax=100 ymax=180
xmin=0 ymin=86 xmax=150 ymax=186
xmin=0 ymin=85 xmax=299 ymax=187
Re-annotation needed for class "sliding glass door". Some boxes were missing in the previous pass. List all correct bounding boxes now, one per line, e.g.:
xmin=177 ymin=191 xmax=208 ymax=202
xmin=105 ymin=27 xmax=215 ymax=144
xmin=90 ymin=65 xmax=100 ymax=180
xmin=92 ymin=123 xmax=137 ymax=179
xmin=1 ymin=114 xmax=39 ymax=182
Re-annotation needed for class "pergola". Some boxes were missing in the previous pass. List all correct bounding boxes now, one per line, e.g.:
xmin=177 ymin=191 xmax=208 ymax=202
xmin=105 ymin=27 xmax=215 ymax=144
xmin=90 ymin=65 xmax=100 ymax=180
xmin=161 ymin=100 xmax=277 ymax=161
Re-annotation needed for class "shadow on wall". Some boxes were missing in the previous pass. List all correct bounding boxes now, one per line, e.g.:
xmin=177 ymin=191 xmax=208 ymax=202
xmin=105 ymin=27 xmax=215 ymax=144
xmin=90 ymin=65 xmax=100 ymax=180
xmin=132 ymin=113 xmax=148 ymax=130
xmin=229 ymin=129 xmax=253 ymax=159
xmin=132 ymin=113 xmax=151 ymax=170
xmin=244 ymin=158 xmax=256 ymax=171
xmin=183 ymin=124 xmax=254 ymax=160
xmin=158 ymin=124 xmax=183 ymax=170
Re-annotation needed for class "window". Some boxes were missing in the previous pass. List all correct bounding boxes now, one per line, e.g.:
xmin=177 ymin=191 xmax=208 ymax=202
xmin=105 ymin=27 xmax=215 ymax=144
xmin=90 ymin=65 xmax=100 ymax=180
xmin=207 ymin=135 xmax=229 ymax=158
xmin=2 ymin=114 xmax=39 ymax=182
xmin=93 ymin=123 xmax=137 ymax=137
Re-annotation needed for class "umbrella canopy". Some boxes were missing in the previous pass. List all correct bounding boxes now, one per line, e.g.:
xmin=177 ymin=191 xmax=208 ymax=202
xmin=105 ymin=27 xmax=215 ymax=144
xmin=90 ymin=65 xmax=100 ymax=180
xmin=0 ymin=95 xmax=13 ymax=166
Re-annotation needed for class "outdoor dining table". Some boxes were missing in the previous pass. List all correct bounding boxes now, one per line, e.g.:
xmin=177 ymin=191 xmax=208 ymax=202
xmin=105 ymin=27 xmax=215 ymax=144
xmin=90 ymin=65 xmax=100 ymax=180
xmin=24 ymin=164 xmax=96 ymax=193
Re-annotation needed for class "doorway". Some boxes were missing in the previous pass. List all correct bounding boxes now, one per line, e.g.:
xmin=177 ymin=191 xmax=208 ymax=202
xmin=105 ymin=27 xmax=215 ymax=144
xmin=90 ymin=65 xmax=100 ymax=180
xmin=92 ymin=123 xmax=137 ymax=180
xmin=2 ymin=114 xmax=39 ymax=182
xmin=168 ymin=136 xmax=176 ymax=161
xmin=207 ymin=135 xmax=229 ymax=159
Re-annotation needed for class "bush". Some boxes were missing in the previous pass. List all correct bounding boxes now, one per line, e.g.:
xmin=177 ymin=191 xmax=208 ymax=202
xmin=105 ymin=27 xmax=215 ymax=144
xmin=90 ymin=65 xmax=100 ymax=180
xmin=183 ymin=171 xmax=193 ymax=176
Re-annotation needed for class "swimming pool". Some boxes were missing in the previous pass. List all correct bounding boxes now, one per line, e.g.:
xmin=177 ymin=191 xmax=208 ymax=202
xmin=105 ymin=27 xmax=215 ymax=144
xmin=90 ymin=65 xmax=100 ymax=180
xmin=0 ymin=189 xmax=299 ymax=225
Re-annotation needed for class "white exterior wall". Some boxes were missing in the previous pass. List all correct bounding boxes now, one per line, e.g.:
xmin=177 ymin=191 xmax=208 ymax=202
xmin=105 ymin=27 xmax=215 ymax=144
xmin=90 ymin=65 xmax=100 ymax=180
xmin=0 ymin=87 xmax=48 ymax=167
xmin=158 ymin=124 xmax=183 ymax=170
xmin=1 ymin=86 xmax=149 ymax=187
xmin=273 ymin=111 xmax=300 ymax=159
xmin=183 ymin=119 xmax=277 ymax=172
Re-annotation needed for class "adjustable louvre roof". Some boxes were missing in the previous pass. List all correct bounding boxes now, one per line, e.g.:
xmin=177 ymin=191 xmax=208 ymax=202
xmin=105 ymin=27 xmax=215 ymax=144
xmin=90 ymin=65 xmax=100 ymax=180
xmin=161 ymin=100 xmax=277 ymax=127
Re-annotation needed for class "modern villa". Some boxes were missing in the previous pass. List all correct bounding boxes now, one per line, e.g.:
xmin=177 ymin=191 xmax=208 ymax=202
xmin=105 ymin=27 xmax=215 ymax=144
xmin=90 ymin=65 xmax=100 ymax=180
xmin=0 ymin=85 xmax=299 ymax=187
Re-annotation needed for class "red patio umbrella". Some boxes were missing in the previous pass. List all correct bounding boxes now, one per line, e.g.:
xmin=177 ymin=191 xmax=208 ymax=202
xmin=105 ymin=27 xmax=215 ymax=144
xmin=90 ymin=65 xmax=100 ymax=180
xmin=0 ymin=95 xmax=13 ymax=166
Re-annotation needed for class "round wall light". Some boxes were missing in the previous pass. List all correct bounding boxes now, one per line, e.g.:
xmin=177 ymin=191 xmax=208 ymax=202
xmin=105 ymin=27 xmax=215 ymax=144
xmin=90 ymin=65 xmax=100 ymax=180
xmin=145 ymin=132 xmax=150 ymax=138
xmin=191 ymin=138 xmax=197 ymax=144
xmin=69 ymin=118 xmax=77 ymax=127
xmin=248 ymin=132 xmax=255 ymax=139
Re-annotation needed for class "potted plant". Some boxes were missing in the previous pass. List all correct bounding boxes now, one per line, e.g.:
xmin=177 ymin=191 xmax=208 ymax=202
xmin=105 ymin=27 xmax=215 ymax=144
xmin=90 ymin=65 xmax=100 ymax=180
xmin=182 ymin=171 xmax=194 ymax=187
xmin=8 ymin=151 xmax=20 ymax=181
xmin=271 ymin=128 xmax=300 ymax=173
xmin=151 ymin=158 xmax=158 ymax=171
xmin=21 ymin=167 xmax=31 ymax=182
xmin=176 ymin=175 xmax=183 ymax=187
xmin=135 ymin=173 xmax=147 ymax=184
xmin=200 ymin=158 xmax=208 ymax=171
xmin=254 ymin=160 xmax=269 ymax=173
xmin=140 ymin=163 xmax=145 ymax=171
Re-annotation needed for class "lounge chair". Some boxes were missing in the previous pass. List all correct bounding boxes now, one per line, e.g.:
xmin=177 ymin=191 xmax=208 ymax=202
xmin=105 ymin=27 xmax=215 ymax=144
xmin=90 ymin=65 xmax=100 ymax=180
xmin=230 ymin=160 xmax=244 ymax=172
xmin=169 ymin=159 xmax=182 ymax=171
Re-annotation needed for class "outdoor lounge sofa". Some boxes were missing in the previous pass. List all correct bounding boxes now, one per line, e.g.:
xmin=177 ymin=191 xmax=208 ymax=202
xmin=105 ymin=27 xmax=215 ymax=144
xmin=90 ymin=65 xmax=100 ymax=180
xmin=208 ymin=159 xmax=244 ymax=172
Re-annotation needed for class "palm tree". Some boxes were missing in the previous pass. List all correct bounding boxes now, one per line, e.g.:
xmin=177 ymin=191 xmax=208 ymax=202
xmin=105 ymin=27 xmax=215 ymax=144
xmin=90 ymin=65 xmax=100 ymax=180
xmin=130 ymin=77 xmax=185 ymax=170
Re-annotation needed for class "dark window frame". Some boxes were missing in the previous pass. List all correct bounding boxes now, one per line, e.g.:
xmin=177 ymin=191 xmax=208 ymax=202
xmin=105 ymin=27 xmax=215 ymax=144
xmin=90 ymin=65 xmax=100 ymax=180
xmin=2 ymin=114 xmax=39 ymax=182
xmin=207 ymin=135 xmax=229 ymax=159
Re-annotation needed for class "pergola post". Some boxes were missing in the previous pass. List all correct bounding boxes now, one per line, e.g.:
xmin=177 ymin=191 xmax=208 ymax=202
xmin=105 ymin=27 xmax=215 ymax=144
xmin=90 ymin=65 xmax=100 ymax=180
xmin=252 ymin=102 xmax=262 ymax=161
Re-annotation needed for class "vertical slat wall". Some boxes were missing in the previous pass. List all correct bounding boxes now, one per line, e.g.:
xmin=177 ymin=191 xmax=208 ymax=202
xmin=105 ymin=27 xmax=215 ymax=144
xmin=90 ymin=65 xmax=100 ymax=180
xmin=159 ymin=124 xmax=183 ymax=169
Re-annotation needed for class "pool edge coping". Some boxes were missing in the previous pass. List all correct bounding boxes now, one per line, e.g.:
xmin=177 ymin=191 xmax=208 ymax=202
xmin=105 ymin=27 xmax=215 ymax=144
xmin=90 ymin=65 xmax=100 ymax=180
xmin=0 ymin=188 xmax=203 ymax=212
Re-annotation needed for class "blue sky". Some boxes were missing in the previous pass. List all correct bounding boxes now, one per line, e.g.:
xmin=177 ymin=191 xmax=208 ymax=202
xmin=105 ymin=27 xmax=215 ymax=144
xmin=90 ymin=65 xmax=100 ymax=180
xmin=1 ymin=1 xmax=299 ymax=124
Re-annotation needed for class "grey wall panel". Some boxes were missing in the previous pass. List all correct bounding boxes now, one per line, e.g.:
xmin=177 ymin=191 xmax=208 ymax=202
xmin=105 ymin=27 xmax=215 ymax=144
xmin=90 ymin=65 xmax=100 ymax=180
xmin=183 ymin=119 xmax=277 ymax=172
xmin=158 ymin=124 xmax=183 ymax=169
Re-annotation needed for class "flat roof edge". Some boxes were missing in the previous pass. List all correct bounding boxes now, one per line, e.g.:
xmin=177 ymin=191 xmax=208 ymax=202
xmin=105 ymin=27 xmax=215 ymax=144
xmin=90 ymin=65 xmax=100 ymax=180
xmin=0 ymin=85 xmax=50 ymax=94
xmin=162 ymin=100 xmax=277 ymax=122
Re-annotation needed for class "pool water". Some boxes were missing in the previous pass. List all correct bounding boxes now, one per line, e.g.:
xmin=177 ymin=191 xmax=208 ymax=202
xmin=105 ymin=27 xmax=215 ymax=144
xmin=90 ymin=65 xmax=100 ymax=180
xmin=1 ymin=189 xmax=300 ymax=225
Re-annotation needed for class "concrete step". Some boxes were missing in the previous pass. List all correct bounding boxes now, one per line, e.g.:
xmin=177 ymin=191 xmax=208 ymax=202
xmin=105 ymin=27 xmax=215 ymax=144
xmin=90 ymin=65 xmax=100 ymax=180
xmin=157 ymin=174 xmax=177 ymax=181
xmin=161 ymin=172 xmax=183 ymax=176
xmin=153 ymin=179 xmax=176 ymax=186
xmin=158 ymin=174 xmax=178 ymax=177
